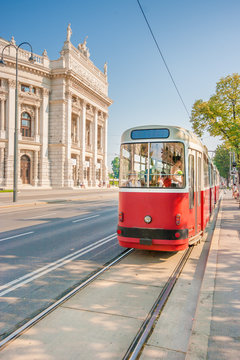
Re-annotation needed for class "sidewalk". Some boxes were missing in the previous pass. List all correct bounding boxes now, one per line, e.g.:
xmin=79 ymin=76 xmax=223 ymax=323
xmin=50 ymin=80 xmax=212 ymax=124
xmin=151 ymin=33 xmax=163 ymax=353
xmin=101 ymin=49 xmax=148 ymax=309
xmin=186 ymin=190 xmax=240 ymax=359
xmin=0 ymin=187 xmax=118 ymax=209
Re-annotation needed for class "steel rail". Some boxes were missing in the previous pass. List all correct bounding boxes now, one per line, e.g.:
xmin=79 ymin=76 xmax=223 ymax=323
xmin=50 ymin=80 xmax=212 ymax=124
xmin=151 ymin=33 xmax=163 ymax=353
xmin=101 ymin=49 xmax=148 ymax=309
xmin=123 ymin=246 xmax=193 ymax=360
xmin=0 ymin=247 xmax=133 ymax=350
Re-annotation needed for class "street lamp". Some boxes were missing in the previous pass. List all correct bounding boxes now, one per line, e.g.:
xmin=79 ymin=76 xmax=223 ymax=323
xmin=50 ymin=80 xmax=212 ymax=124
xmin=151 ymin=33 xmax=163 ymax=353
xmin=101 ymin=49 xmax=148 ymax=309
xmin=0 ymin=41 xmax=34 ymax=202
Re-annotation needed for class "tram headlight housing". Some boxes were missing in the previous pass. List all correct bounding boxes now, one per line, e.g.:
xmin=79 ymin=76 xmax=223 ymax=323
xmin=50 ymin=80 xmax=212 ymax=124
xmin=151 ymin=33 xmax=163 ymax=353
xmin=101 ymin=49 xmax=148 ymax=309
xmin=144 ymin=215 xmax=152 ymax=224
xmin=119 ymin=212 xmax=124 ymax=222
xmin=176 ymin=214 xmax=181 ymax=226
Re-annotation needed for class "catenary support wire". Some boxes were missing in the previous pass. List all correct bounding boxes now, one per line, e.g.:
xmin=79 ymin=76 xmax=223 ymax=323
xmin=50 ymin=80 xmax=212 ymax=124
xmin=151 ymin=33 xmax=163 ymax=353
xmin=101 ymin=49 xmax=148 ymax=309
xmin=137 ymin=0 xmax=191 ymax=119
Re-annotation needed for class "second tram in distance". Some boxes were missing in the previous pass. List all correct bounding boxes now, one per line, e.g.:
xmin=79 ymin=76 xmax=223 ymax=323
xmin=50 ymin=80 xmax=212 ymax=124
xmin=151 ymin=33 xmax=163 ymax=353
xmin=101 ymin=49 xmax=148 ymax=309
xmin=117 ymin=125 xmax=220 ymax=251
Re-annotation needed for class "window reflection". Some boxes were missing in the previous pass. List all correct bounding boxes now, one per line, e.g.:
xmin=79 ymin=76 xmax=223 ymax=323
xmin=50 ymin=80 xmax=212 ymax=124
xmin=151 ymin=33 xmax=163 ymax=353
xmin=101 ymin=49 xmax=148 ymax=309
xmin=119 ymin=142 xmax=185 ymax=188
xmin=21 ymin=112 xmax=31 ymax=137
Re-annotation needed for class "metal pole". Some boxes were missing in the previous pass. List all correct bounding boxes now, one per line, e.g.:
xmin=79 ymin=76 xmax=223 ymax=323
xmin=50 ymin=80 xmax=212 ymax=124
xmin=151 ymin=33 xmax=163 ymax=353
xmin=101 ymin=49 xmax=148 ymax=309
xmin=0 ymin=41 xmax=33 ymax=202
xmin=13 ymin=49 xmax=18 ymax=202
xmin=229 ymin=151 xmax=232 ymax=186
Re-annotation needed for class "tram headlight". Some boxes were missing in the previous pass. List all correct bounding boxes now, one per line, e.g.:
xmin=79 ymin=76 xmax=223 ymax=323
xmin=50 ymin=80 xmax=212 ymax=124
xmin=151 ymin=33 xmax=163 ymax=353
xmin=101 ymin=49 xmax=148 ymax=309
xmin=144 ymin=215 xmax=152 ymax=224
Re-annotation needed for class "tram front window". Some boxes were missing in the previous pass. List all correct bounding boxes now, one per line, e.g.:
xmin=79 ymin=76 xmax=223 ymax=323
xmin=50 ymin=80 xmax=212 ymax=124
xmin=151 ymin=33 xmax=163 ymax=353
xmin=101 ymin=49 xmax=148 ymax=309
xmin=119 ymin=142 xmax=185 ymax=188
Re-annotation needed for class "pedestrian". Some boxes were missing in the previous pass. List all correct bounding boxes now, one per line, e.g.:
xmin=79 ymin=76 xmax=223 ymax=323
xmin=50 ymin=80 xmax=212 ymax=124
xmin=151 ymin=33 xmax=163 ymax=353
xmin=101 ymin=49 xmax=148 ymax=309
xmin=232 ymin=184 xmax=239 ymax=200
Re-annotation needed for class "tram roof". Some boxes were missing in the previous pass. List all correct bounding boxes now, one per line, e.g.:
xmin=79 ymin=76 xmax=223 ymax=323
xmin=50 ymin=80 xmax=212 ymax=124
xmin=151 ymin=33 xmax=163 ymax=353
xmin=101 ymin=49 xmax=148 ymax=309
xmin=121 ymin=125 xmax=206 ymax=150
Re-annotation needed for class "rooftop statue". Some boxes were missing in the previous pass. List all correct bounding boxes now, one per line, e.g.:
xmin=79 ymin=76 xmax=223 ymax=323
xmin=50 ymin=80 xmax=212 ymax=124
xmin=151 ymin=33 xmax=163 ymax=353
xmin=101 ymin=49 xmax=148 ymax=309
xmin=42 ymin=49 xmax=48 ymax=57
xmin=104 ymin=62 xmax=108 ymax=76
xmin=66 ymin=23 xmax=72 ymax=42
xmin=78 ymin=36 xmax=90 ymax=58
xmin=10 ymin=36 xmax=16 ymax=45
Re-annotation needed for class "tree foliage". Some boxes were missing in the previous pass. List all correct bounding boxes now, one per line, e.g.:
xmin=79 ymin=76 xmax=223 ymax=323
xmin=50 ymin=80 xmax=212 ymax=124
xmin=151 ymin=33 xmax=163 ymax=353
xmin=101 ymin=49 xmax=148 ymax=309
xmin=191 ymin=73 xmax=240 ymax=162
xmin=213 ymin=145 xmax=230 ymax=179
xmin=111 ymin=156 xmax=120 ymax=178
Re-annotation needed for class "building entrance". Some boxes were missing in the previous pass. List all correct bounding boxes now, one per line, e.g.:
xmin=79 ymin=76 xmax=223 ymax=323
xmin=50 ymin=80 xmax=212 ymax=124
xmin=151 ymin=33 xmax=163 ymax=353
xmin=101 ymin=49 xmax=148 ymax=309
xmin=21 ymin=155 xmax=31 ymax=184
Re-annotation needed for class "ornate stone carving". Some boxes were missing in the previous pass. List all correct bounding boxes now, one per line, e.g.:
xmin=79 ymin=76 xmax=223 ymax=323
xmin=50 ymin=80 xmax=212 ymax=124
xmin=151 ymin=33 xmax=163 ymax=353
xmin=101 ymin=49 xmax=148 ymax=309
xmin=8 ymin=79 xmax=16 ymax=88
xmin=71 ymin=59 xmax=107 ymax=96
xmin=21 ymin=104 xmax=35 ymax=119
xmin=65 ymin=90 xmax=72 ymax=99
xmin=42 ymin=88 xmax=50 ymax=96
xmin=86 ymin=104 xmax=94 ymax=116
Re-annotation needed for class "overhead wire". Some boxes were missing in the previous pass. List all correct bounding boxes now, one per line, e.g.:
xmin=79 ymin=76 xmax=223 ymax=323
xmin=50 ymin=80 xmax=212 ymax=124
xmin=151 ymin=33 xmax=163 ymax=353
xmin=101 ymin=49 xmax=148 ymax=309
xmin=136 ymin=0 xmax=191 ymax=119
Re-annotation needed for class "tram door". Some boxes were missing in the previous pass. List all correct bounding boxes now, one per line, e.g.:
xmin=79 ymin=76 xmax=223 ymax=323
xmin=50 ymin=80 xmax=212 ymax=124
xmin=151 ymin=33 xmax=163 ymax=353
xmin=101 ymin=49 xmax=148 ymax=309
xmin=189 ymin=150 xmax=202 ymax=236
xmin=196 ymin=153 xmax=202 ymax=233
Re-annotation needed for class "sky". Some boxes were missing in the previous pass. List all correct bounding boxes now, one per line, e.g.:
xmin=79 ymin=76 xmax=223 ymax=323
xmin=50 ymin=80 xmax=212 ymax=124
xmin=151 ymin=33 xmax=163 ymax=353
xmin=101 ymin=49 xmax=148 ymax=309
xmin=1 ymin=0 xmax=240 ymax=169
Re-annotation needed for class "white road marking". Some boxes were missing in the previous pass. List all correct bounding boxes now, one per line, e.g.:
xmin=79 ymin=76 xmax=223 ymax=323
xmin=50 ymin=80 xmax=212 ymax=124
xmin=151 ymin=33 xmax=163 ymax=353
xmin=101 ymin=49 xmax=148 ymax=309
xmin=72 ymin=214 xmax=99 ymax=223
xmin=0 ymin=233 xmax=117 ymax=296
xmin=0 ymin=232 xmax=34 ymax=243
xmin=0 ymin=213 xmax=99 ymax=242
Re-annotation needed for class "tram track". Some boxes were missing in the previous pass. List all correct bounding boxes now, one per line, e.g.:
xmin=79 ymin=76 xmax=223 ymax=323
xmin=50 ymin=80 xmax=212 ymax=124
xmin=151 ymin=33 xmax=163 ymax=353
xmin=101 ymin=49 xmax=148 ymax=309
xmin=0 ymin=243 xmax=194 ymax=355
xmin=1 ymin=202 xmax=220 ymax=357
xmin=0 ymin=247 xmax=133 ymax=350
xmin=123 ymin=246 xmax=193 ymax=360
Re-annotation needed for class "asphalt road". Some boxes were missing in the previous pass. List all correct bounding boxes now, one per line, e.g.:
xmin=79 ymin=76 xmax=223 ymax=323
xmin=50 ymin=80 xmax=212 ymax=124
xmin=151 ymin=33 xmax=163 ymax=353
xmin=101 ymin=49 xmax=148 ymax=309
xmin=0 ymin=191 xmax=123 ymax=340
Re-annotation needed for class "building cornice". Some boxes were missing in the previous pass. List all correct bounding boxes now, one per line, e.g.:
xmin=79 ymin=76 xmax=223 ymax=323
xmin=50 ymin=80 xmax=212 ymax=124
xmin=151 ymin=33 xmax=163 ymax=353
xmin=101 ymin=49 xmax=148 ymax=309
xmin=51 ymin=69 xmax=112 ymax=106
xmin=1 ymin=57 xmax=51 ymax=78
xmin=19 ymin=140 xmax=42 ymax=148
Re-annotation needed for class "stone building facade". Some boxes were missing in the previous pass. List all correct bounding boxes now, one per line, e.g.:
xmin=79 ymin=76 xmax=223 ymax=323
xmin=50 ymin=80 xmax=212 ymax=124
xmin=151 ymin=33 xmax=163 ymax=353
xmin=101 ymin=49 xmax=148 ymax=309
xmin=0 ymin=25 xmax=112 ymax=189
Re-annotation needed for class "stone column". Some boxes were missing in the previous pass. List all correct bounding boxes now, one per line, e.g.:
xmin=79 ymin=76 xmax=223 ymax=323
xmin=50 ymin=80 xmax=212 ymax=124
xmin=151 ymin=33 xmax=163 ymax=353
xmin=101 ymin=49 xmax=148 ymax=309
xmin=0 ymin=99 xmax=6 ymax=140
xmin=35 ymin=106 xmax=40 ymax=142
xmin=92 ymin=108 xmax=98 ymax=186
xmin=64 ymin=91 xmax=73 ymax=187
xmin=0 ymin=99 xmax=5 ymax=131
xmin=17 ymin=148 xmax=21 ymax=186
xmin=77 ymin=154 xmax=80 ymax=186
xmin=97 ymin=159 xmax=102 ymax=186
xmin=0 ymin=147 xmax=4 ymax=182
xmin=76 ymin=114 xmax=80 ymax=146
xmin=33 ymin=150 xmax=39 ymax=186
xmin=39 ymin=88 xmax=50 ymax=187
xmin=80 ymin=101 xmax=86 ymax=186
xmin=18 ymin=102 xmax=22 ymax=141
xmin=88 ymin=158 xmax=92 ymax=187
xmin=103 ymin=114 xmax=108 ymax=185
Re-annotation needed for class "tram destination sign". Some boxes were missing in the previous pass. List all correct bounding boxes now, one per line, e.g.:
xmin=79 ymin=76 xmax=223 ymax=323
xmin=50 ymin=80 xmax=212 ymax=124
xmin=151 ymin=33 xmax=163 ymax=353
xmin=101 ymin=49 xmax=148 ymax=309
xmin=131 ymin=128 xmax=170 ymax=140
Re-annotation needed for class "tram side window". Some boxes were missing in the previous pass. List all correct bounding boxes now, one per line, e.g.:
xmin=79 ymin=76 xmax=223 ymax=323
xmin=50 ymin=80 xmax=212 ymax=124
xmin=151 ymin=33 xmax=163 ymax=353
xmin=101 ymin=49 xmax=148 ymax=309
xmin=204 ymin=155 xmax=209 ymax=188
xmin=211 ymin=165 xmax=214 ymax=187
xmin=198 ymin=157 xmax=201 ymax=206
xmin=189 ymin=155 xmax=194 ymax=209
xmin=119 ymin=143 xmax=148 ymax=187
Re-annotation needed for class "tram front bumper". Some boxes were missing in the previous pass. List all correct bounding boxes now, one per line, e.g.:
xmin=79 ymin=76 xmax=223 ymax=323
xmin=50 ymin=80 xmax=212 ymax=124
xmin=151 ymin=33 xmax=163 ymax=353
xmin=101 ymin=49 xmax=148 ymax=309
xmin=117 ymin=226 xmax=189 ymax=241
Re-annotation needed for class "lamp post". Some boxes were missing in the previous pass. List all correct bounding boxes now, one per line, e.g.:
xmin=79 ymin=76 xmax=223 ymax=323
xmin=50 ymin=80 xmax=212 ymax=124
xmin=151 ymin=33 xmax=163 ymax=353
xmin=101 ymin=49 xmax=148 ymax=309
xmin=0 ymin=41 xmax=34 ymax=202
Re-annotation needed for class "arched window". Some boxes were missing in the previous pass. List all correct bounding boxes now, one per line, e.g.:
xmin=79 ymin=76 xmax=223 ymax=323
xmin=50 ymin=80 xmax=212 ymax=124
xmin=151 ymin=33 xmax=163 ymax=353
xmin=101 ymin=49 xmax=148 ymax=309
xmin=21 ymin=112 xmax=31 ymax=137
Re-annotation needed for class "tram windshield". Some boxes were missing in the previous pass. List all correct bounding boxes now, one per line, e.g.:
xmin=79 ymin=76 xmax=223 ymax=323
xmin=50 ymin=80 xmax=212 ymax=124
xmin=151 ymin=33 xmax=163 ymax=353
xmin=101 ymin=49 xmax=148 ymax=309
xmin=119 ymin=142 xmax=185 ymax=188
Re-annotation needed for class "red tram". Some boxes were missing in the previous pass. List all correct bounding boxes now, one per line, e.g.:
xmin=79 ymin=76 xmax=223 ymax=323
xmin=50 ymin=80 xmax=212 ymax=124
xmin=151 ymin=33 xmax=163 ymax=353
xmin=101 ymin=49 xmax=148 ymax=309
xmin=117 ymin=125 xmax=220 ymax=251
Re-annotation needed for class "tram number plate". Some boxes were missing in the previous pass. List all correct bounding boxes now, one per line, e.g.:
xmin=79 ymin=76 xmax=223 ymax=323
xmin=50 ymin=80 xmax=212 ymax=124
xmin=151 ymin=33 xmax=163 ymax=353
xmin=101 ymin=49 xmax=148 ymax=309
xmin=140 ymin=238 xmax=152 ymax=245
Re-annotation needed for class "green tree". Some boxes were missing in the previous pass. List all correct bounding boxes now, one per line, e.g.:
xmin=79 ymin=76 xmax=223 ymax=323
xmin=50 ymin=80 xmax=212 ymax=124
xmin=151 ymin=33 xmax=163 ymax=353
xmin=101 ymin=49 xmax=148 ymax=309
xmin=191 ymin=73 xmax=240 ymax=163
xmin=213 ymin=145 xmax=230 ymax=179
xmin=111 ymin=156 xmax=120 ymax=178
